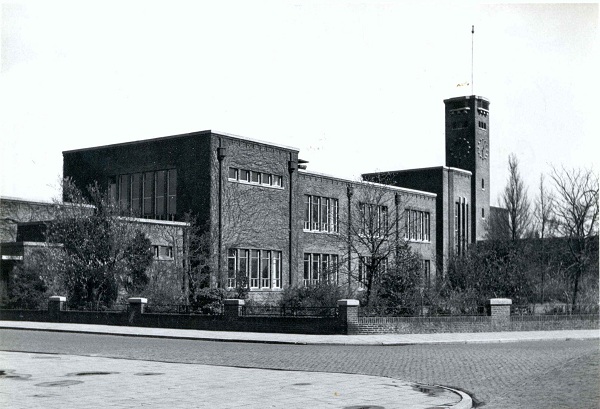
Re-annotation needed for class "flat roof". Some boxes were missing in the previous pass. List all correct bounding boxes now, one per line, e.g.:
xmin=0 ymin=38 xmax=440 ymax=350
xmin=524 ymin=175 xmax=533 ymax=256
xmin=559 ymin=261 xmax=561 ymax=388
xmin=299 ymin=170 xmax=437 ymax=198
xmin=363 ymin=165 xmax=472 ymax=177
xmin=443 ymin=95 xmax=490 ymax=103
xmin=62 ymin=130 xmax=300 ymax=154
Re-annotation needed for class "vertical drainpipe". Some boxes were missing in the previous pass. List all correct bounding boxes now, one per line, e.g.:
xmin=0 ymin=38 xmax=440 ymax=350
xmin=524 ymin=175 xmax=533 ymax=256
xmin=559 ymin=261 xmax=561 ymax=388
xmin=346 ymin=185 xmax=354 ymax=292
xmin=395 ymin=193 xmax=400 ymax=262
xmin=288 ymin=156 xmax=297 ymax=287
xmin=217 ymin=141 xmax=227 ymax=288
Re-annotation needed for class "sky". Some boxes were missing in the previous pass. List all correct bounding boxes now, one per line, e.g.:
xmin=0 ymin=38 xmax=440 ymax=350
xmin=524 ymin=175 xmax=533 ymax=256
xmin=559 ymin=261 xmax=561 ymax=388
xmin=1 ymin=1 xmax=598 ymax=205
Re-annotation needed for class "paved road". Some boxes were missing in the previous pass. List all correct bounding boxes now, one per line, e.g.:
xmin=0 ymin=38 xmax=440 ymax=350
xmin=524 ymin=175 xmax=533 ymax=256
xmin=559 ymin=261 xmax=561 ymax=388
xmin=1 ymin=329 xmax=598 ymax=408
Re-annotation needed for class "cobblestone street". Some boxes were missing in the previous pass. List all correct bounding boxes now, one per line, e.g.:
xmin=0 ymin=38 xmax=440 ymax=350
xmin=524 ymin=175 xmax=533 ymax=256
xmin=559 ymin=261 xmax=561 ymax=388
xmin=1 ymin=328 xmax=598 ymax=408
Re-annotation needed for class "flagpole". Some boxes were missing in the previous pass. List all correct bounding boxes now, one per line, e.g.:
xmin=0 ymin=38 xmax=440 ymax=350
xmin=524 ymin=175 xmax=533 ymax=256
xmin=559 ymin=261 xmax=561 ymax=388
xmin=471 ymin=25 xmax=474 ymax=95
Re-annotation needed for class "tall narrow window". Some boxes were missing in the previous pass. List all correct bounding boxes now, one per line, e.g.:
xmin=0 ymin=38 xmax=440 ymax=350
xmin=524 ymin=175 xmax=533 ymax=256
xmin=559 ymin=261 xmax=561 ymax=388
xmin=312 ymin=253 xmax=320 ymax=284
xmin=312 ymin=196 xmax=320 ymax=230
xmin=109 ymin=177 xmax=117 ymax=205
xmin=155 ymin=170 xmax=166 ymax=218
xmin=119 ymin=174 xmax=130 ymax=211
xmin=332 ymin=199 xmax=339 ymax=233
xmin=272 ymin=252 xmax=281 ymax=289
xmin=303 ymin=254 xmax=310 ymax=287
xmin=167 ymin=169 xmax=177 ymax=218
xmin=321 ymin=198 xmax=329 ymax=231
xmin=261 ymin=250 xmax=271 ymax=288
xmin=423 ymin=260 xmax=431 ymax=288
xmin=227 ymin=249 xmax=237 ymax=288
xmin=250 ymin=250 xmax=260 ymax=289
xmin=239 ymin=249 xmax=249 ymax=282
xmin=143 ymin=172 xmax=154 ymax=216
xmin=304 ymin=196 xmax=311 ymax=230
xmin=131 ymin=173 xmax=142 ymax=215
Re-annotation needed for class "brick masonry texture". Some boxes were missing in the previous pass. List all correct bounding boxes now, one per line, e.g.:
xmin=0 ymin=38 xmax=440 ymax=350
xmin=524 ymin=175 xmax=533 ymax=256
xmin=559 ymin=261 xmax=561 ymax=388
xmin=2 ymin=306 xmax=597 ymax=335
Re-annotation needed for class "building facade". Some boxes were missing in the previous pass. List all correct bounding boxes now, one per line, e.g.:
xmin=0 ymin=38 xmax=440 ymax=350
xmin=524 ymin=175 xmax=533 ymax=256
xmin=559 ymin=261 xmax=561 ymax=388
xmin=1 ymin=94 xmax=491 ymax=302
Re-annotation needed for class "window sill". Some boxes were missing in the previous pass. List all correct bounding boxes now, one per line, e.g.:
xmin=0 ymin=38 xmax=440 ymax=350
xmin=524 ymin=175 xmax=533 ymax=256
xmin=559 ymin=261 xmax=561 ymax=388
xmin=303 ymin=229 xmax=340 ymax=236
xmin=228 ymin=179 xmax=284 ymax=190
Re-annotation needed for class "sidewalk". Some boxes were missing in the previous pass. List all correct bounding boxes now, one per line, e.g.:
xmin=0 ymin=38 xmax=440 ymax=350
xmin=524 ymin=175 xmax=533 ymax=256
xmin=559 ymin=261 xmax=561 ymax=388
xmin=0 ymin=350 xmax=472 ymax=409
xmin=1 ymin=320 xmax=598 ymax=345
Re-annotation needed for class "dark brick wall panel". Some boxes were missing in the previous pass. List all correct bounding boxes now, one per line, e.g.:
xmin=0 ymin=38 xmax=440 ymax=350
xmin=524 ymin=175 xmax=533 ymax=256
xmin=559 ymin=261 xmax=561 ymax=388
xmin=0 ymin=309 xmax=341 ymax=335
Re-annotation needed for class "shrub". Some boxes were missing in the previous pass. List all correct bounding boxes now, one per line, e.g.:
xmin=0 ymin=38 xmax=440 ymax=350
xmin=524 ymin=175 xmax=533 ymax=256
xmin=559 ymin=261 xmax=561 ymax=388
xmin=190 ymin=287 xmax=227 ymax=314
xmin=279 ymin=282 xmax=353 ymax=308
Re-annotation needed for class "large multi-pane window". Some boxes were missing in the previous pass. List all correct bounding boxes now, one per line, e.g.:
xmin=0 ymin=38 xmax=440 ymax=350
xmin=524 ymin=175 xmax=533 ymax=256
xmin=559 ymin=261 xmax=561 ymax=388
xmin=111 ymin=169 xmax=177 ymax=220
xmin=303 ymin=253 xmax=339 ymax=286
xmin=304 ymin=195 xmax=339 ymax=233
xmin=405 ymin=209 xmax=430 ymax=242
xmin=228 ymin=167 xmax=283 ymax=188
xmin=227 ymin=248 xmax=281 ymax=290
xmin=359 ymin=203 xmax=388 ymax=237
xmin=358 ymin=256 xmax=387 ymax=289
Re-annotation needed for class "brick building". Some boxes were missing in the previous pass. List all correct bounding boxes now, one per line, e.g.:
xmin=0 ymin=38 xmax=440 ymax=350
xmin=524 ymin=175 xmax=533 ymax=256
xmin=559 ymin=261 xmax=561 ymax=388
xmin=1 ymin=94 xmax=491 ymax=302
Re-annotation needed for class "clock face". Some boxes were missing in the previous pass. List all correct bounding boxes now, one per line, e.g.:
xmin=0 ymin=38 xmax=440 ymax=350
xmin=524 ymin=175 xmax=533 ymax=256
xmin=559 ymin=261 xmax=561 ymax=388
xmin=477 ymin=138 xmax=489 ymax=161
xmin=449 ymin=136 xmax=472 ymax=161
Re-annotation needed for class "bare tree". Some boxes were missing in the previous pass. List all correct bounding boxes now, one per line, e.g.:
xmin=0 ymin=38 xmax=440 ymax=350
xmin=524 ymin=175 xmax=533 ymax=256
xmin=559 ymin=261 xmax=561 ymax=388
xmin=343 ymin=178 xmax=422 ymax=308
xmin=550 ymin=165 xmax=599 ymax=307
xmin=502 ymin=154 xmax=532 ymax=240
xmin=533 ymin=174 xmax=557 ymax=303
xmin=533 ymin=174 xmax=557 ymax=239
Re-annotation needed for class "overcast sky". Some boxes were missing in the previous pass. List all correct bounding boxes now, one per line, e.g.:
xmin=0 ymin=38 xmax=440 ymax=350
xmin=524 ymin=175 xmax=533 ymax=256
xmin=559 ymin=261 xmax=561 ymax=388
xmin=1 ymin=1 xmax=597 ymax=205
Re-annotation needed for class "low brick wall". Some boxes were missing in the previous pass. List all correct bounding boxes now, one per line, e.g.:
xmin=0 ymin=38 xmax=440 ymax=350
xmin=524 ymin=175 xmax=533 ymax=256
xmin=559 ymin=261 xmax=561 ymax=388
xmin=510 ymin=315 xmax=599 ymax=331
xmin=356 ymin=316 xmax=493 ymax=334
xmin=0 ymin=309 xmax=341 ymax=335
xmin=1 ymin=297 xmax=597 ymax=335
xmin=353 ymin=314 xmax=599 ymax=334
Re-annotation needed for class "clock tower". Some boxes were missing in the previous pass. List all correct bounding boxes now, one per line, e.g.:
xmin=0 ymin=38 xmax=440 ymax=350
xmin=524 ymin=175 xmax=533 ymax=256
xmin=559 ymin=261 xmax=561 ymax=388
xmin=444 ymin=95 xmax=490 ymax=243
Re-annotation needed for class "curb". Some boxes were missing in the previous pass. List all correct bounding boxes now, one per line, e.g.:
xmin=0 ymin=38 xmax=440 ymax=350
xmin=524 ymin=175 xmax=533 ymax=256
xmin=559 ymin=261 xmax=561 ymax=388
xmin=1 ymin=322 xmax=598 ymax=346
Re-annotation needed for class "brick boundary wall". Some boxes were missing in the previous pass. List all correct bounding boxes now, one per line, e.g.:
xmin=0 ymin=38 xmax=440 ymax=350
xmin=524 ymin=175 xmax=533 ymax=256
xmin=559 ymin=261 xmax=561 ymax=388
xmin=0 ymin=297 xmax=598 ymax=335
xmin=0 ymin=297 xmax=342 ymax=335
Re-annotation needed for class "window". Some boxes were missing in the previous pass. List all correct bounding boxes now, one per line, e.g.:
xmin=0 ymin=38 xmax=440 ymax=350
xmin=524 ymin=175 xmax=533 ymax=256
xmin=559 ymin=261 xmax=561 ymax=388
xmin=167 ymin=169 xmax=177 ymax=216
xmin=423 ymin=260 xmax=431 ymax=288
xmin=304 ymin=195 xmax=339 ymax=233
xmin=240 ymin=169 xmax=250 ymax=182
xmin=454 ymin=199 xmax=468 ymax=255
xmin=482 ymin=208 xmax=485 ymax=219
xmin=131 ymin=173 xmax=142 ymax=214
xmin=228 ymin=167 xmax=283 ymax=189
xmin=227 ymin=248 xmax=282 ymax=290
xmin=405 ymin=209 xmax=431 ymax=242
xmin=359 ymin=203 xmax=388 ymax=237
xmin=143 ymin=172 xmax=154 ymax=216
xmin=153 ymin=245 xmax=174 ymax=260
xmin=358 ymin=256 xmax=387 ymax=289
xmin=118 ymin=174 xmax=130 ymax=210
xmin=478 ymin=121 xmax=487 ymax=130
xmin=482 ymin=178 xmax=485 ymax=190
xmin=155 ymin=170 xmax=166 ymax=217
xmin=114 ymin=169 xmax=177 ymax=220
xmin=303 ymin=253 xmax=338 ymax=286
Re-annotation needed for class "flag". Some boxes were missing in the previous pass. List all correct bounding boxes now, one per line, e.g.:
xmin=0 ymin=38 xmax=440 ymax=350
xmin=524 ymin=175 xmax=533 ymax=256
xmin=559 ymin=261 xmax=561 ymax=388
xmin=456 ymin=82 xmax=470 ymax=87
